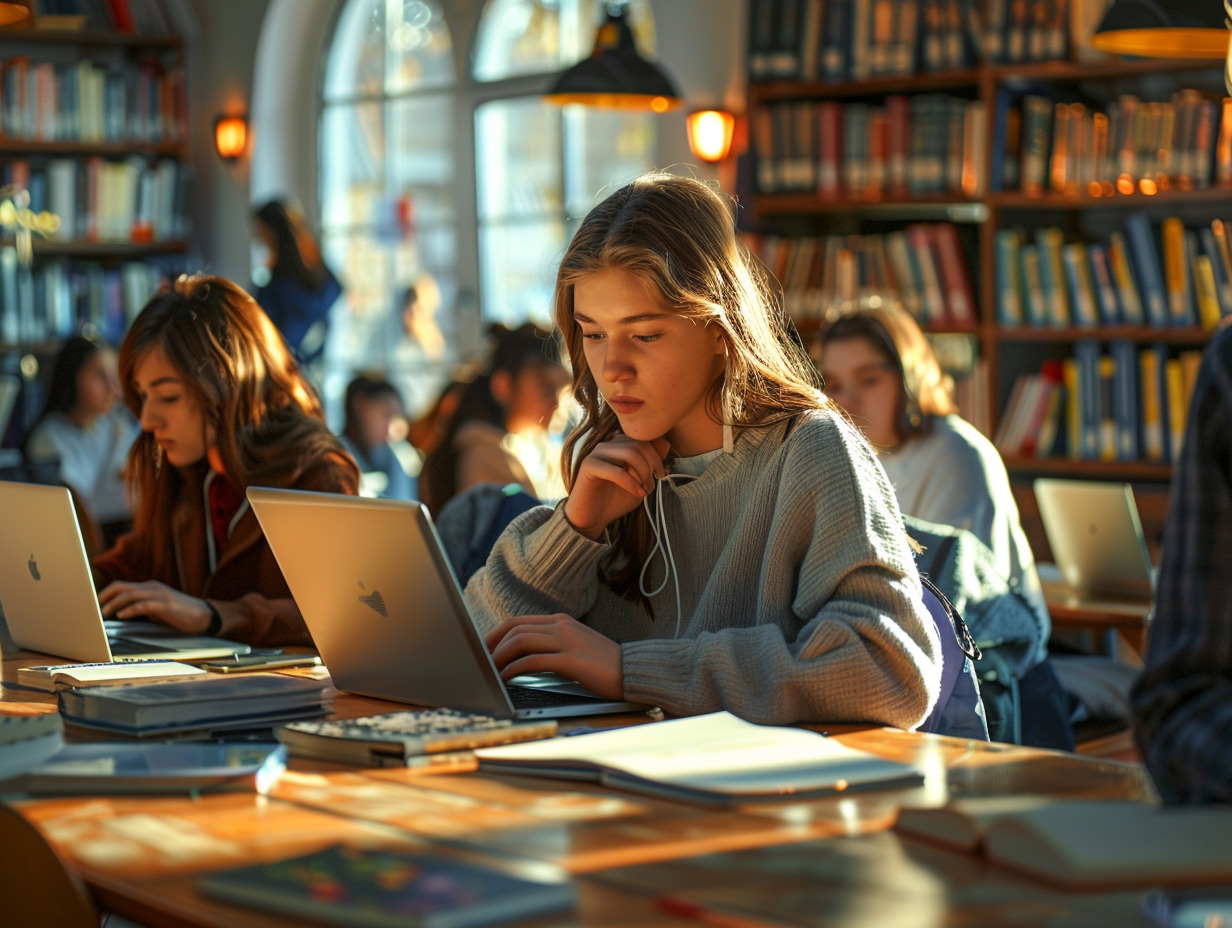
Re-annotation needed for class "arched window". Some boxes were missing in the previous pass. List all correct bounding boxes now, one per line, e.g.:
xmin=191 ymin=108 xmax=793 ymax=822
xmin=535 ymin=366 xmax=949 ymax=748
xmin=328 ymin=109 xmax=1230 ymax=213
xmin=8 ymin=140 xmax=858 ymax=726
xmin=318 ymin=0 xmax=659 ymax=418
xmin=320 ymin=0 xmax=456 ymax=419
xmin=472 ymin=0 xmax=658 ymax=328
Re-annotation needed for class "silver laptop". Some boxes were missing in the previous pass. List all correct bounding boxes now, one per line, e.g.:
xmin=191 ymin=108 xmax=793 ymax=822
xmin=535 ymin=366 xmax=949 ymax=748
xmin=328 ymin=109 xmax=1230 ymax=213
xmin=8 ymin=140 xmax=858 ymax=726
xmin=0 ymin=481 xmax=250 ymax=662
xmin=247 ymin=487 xmax=647 ymax=719
xmin=1034 ymin=478 xmax=1155 ymax=598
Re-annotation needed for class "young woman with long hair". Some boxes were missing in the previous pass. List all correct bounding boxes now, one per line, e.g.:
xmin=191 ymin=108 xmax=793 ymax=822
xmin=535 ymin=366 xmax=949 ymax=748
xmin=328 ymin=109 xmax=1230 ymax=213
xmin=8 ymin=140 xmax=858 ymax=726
xmin=93 ymin=274 xmax=359 ymax=646
xmin=464 ymin=173 xmax=941 ymax=729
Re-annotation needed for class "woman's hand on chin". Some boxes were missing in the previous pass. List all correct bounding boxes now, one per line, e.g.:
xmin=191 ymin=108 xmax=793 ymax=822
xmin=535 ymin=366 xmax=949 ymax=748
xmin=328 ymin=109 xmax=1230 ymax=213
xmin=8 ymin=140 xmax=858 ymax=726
xmin=97 ymin=580 xmax=213 ymax=634
xmin=564 ymin=433 xmax=669 ymax=539
xmin=483 ymin=613 xmax=623 ymax=700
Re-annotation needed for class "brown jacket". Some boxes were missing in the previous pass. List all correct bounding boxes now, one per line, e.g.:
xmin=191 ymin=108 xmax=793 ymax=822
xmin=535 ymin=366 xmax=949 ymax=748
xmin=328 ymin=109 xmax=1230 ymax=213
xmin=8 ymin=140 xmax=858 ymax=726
xmin=93 ymin=450 xmax=358 ymax=647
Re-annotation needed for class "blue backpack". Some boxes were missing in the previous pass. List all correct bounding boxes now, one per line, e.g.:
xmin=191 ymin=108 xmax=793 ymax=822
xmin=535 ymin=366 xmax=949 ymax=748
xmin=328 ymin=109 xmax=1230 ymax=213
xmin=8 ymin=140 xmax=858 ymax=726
xmin=917 ymin=577 xmax=989 ymax=740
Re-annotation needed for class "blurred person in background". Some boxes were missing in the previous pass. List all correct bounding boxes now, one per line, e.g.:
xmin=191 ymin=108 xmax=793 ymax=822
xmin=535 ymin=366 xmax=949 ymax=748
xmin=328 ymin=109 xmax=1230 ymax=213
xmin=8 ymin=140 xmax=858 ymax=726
xmin=339 ymin=373 xmax=418 ymax=500
xmin=252 ymin=199 xmax=341 ymax=367
xmin=23 ymin=334 xmax=138 ymax=548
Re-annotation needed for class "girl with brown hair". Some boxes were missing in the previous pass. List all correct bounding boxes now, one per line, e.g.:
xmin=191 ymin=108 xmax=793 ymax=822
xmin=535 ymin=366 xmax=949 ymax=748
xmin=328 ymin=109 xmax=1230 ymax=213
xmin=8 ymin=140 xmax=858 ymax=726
xmin=464 ymin=173 xmax=941 ymax=729
xmin=815 ymin=302 xmax=1049 ymax=637
xmin=93 ymin=274 xmax=359 ymax=646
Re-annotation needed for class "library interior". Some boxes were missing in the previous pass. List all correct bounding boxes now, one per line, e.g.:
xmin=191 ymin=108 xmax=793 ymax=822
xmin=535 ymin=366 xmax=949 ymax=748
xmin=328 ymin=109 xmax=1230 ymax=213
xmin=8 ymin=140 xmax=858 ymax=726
xmin=2 ymin=0 xmax=1231 ymax=925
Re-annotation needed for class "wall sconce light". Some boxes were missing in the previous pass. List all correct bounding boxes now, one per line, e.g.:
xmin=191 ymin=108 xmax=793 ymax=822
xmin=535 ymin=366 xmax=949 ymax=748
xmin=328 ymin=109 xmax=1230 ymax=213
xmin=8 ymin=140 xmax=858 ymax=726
xmin=687 ymin=109 xmax=735 ymax=163
xmin=0 ymin=3 xmax=29 ymax=26
xmin=214 ymin=114 xmax=248 ymax=162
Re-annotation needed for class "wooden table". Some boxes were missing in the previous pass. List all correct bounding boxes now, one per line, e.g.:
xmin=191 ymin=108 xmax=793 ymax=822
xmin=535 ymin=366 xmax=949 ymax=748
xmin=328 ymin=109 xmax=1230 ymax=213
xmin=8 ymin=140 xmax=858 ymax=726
xmin=1 ymin=645 xmax=1162 ymax=928
xmin=1041 ymin=577 xmax=1153 ymax=660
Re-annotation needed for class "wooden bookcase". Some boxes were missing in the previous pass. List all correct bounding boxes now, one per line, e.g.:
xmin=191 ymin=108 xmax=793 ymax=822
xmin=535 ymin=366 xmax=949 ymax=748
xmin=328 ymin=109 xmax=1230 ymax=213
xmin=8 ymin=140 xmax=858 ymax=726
xmin=746 ymin=54 xmax=1231 ymax=558
xmin=0 ymin=19 xmax=189 ymax=446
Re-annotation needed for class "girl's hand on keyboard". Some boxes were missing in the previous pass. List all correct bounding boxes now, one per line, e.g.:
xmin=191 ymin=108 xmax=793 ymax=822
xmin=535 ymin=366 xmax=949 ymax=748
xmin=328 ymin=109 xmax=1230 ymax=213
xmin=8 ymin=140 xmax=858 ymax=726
xmin=484 ymin=613 xmax=623 ymax=700
xmin=98 ymin=580 xmax=213 ymax=634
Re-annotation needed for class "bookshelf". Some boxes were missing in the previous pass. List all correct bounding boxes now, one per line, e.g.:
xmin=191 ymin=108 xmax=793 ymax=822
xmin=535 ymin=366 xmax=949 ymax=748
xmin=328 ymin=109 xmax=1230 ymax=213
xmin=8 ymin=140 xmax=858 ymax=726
xmin=744 ymin=23 xmax=1231 ymax=506
xmin=0 ymin=9 xmax=191 ymax=446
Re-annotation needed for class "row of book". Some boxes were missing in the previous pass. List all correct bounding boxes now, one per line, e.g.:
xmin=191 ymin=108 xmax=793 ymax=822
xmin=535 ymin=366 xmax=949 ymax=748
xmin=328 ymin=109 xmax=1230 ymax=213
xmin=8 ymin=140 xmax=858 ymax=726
xmin=0 ymin=254 xmax=181 ymax=347
xmin=747 ymin=0 xmax=1066 ymax=84
xmin=992 ymin=90 xmax=1232 ymax=198
xmin=20 ymin=0 xmax=186 ymax=35
xmin=753 ymin=94 xmax=987 ymax=197
xmin=0 ymin=56 xmax=187 ymax=145
xmin=745 ymin=222 xmax=977 ymax=327
xmin=5 ymin=156 xmax=191 ymax=244
xmin=996 ymin=214 xmax=1232 ymax=330
xmin=994 ymin=342 xmax=1202 ymax=464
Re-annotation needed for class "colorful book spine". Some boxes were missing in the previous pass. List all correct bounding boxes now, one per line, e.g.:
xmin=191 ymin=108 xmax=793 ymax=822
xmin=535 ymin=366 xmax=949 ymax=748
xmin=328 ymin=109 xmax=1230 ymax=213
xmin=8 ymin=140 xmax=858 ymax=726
xmin=1086 ymin=242 xmax=1121 ymax=326
xmin=1139 ymin=346 xmax=1165 ymax=461
xmin=1061 ymin=241 xmax=1098 ymax=328
xmin=995 ymin=228 xmax=1023 ymax=325
xmin=1107 ymin=232 xmax=1145 ymax=325
xmin=1035 ymin=227 xmax=1070 ymax=327
xmin=1110 ymin=339 xmax=1139 ymax=461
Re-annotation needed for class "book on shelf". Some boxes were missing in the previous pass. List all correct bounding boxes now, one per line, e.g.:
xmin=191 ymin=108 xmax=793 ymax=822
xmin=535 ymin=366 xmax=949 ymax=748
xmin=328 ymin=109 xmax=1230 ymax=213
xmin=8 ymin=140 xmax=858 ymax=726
xmin=276 ymin=709 xmax=558 ymax=768
xmin=473 ymin=711 xmax=923 ymax=808
xmin=894 ymin=798 xmax=1232 ymax=889
xmin=0 ymin=741 xmax=287 ymax=796
xmin=16 ymin=659 xmax=206 ymax=693
xmin=58 ymin=672 xmax=331 ymax=738
xmin=1139 ymin=345 xmax=1167 ymax=461
xmin=198 ymin=844 xmax=576 ymax=928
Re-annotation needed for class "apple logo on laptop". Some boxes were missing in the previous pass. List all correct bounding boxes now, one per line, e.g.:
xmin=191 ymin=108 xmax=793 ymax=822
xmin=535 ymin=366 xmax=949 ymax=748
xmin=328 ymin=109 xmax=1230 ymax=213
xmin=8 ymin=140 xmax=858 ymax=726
xmin=27 ymin=554 xmax=40 ymax=581
xmin=357 ymin=582 xmax=387 ymax=618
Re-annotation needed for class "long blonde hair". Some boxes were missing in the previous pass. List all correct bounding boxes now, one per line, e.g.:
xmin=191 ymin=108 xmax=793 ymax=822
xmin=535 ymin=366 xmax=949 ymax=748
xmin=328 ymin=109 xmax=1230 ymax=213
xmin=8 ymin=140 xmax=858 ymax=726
xmin=554 ymin=172 xmax=830 ymax=601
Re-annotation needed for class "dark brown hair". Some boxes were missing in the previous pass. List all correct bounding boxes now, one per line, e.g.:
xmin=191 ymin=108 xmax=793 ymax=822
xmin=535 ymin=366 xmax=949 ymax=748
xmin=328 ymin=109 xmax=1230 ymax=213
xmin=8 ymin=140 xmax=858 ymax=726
xmin=119 ymin=274 xmax=348 ymax=576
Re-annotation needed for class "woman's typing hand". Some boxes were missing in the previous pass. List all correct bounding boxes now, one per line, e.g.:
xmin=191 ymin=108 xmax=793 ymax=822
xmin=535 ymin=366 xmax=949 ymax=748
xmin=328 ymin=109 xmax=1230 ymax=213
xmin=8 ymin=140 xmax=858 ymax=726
xmin=563 ymin=434 xmax=669 ymax=540
xmin=483 ymin=613 xmax=623 ymax=700
xmin=98 ymin=580 xmax=213 ymax=635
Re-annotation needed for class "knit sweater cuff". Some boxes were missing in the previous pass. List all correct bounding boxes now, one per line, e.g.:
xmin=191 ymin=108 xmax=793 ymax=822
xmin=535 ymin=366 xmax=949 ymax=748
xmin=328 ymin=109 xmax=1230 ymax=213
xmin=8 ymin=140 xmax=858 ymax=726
xmin=517 ymin=504 xmax=611 ymax=598
xmin=620 ymin=638 xmax=699 ymax=711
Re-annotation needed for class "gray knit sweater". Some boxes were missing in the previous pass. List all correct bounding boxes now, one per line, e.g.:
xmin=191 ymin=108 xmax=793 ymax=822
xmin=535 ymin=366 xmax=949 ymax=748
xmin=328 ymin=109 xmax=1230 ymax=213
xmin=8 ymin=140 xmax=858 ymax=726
xmin=463 ymin=409 xmax=941 ymax=730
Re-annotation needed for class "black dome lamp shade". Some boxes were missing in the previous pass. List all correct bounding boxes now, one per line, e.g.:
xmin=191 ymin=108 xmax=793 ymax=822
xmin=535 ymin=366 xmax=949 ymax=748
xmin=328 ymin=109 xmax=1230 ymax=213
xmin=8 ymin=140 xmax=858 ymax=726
xmin=1089 ymin=0 xmax=1229 ymax=58
xmin=543 ymin=3 xmax=681 ymax=112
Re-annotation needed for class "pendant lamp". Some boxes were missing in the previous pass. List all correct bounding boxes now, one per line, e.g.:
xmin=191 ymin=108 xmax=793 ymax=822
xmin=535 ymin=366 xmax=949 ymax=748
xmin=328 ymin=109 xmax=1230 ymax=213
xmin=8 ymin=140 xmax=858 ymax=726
xmin=543 ymin=2 xmax=681 ymax=112
xmin=0 ymin=3 xmax=29 ymax=26
xmin=1090 ymin=0 xmax=1229 ymax=59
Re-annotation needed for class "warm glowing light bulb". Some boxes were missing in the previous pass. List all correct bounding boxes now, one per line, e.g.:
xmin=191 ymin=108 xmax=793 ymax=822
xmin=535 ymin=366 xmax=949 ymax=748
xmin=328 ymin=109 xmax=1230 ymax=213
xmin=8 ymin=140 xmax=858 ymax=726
xmin=686 ymin=109 xmax=736 ymax=163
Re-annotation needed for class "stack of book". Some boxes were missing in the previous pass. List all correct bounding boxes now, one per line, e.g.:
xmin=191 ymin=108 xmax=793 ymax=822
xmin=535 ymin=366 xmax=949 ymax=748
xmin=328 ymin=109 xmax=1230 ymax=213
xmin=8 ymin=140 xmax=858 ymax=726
xmin=58 ymin=672 xmax=331 ymax=738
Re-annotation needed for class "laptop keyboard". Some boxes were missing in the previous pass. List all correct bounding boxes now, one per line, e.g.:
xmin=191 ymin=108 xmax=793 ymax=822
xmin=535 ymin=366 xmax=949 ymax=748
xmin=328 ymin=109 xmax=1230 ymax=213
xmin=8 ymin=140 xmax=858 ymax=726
xmin=507 ymin=684 xmax=612 ymax=709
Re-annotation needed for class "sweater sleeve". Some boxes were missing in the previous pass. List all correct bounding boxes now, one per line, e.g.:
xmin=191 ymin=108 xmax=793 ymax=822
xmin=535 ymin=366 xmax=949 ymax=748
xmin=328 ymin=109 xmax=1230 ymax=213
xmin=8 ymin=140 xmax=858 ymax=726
xmin=620 ymin=419 xmax=941 ymax=730
xmin=464 ymin=502 xmax=613 ymax=630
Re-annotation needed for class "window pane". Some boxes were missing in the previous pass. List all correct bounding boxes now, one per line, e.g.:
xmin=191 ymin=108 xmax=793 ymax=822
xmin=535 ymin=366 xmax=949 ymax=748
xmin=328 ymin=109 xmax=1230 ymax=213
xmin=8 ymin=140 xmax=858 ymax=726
xmin=475 ymin=98 xmax=562 ymax=222
xmin=325 ymin=0 xmax=453 ymax=102
xmin=388 ymin=95 xmax=456 ymax=225
xmin=472 ymin=0 xmax=657 ymax=83
xmin=320 ymin=102 xmax=385 ymax=231
xmin=479 ymin=217 xmax=565 ymax=328
xmin=563 ymin=107 xmax=656 ymax=218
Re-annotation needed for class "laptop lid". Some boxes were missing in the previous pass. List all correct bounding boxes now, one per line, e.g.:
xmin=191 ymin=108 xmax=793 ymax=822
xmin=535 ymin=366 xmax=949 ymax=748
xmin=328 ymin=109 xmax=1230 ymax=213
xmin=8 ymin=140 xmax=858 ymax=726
xmin=0 ymin=482 xmax=114 ymax=661
xmin=0 ymin=481 xmax=248 ymax=662
xmin=246 ymin=487 xmax=642 ymax=719
xmin=1033 ymin=478 xmax=1155 ymax=598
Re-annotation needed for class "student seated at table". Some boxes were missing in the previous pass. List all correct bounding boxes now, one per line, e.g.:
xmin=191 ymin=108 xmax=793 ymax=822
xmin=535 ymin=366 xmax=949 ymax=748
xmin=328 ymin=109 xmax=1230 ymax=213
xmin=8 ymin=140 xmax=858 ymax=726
xmin=92 ymin=274 xmax=359 ymax=647
xmin=815 ymin=304 xmax=1075 ymax=746
xmin=815 ymin=303 xmax=1050 ymax=634
xmin=1132 ymin=321 xmax=1232 ymax=804
xmin=419 ymin=323 xmax=570 ymax=516
xmin=339 ymin=373 xmax=418 ymax=500
xmin=464 ymin=173 xmax=941 ymax=729
xmin=22 ymin=335 xmax=139 ymax=548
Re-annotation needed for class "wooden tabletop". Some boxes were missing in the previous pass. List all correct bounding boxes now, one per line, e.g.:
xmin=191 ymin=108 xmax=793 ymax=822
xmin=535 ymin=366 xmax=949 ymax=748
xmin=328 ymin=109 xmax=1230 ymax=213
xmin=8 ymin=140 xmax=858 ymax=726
xmin=1 ymin=642 xmax=1160 ymax=928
